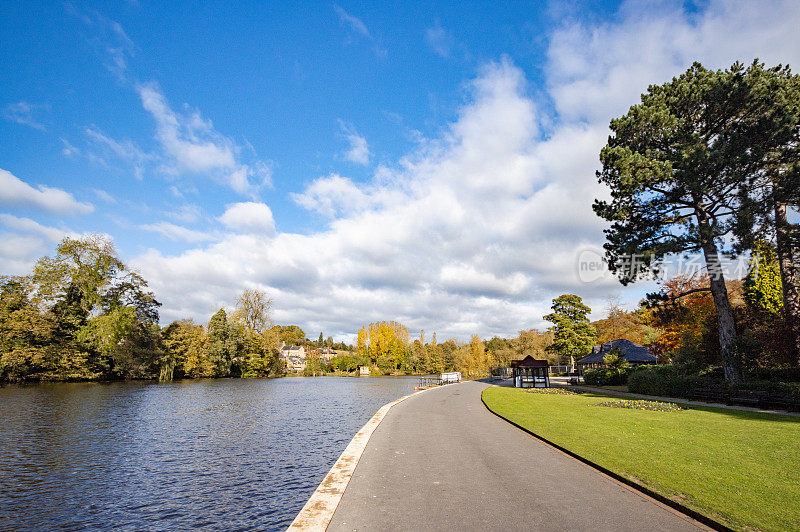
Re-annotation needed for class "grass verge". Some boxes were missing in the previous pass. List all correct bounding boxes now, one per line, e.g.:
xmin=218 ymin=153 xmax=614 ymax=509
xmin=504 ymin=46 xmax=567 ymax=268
xmin=481 ymin=386 xmax=800 ymax=532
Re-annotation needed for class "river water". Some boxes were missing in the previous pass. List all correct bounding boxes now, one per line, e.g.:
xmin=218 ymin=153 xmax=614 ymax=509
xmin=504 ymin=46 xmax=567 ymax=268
xmin=0 ymin=376 xmax=418 ymax=530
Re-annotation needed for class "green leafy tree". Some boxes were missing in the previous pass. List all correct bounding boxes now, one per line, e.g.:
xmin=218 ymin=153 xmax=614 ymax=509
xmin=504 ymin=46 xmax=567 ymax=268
xmin=232 ymin=289 xmax=278 ymax=378
xmin=32 ymin=235 xmax=124 ymax=314
xmin=0 ymin=276 xmax=60 ymax=382
xmin=744 ymin=240 xmax=784 ymax=318
xmin=206 ymin=309 xmax=243 ymax=376
xmin=593 ymin=62 xmax=783 ymax=382
xmin=735 ymin=64 xmax=800 ymax=363
xmin=544 ymin=295 xmax=596 ymax=366
xmin=603 ymin=347 xmax=629 ymax=375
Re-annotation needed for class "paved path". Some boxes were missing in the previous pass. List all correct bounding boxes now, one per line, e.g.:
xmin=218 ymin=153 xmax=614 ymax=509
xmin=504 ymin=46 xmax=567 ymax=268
xmin=328 ymin=381 xmax=703 ymax=531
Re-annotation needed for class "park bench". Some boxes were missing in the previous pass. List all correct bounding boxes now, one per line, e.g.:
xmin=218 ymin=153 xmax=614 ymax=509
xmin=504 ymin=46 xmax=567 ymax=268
xmin=689 ymin=387 xmax=729 ymax=404
xmin=728 ymin=389 xmax=768 ymax=407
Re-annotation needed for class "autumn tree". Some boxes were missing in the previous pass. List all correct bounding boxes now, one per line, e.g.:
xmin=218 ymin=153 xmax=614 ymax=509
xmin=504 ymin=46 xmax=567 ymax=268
xmin=162 ymin=319 xmax=213 ymax=379
xmin=362 ymin=321 xmax=408 ymax=372
xmin=647 ymin=275 xmax=718 ymax=370
xmin=544 ymin=295 xmax=596 ymax=366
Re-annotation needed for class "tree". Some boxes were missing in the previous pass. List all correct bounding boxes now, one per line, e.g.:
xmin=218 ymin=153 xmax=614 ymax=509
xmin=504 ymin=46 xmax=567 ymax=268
xmin=318 ymin=332 xmax=324 ymax=347
xmin=162 ymin=319 xmax=213 ymax=379
xmin=735 ymin=64 xmax=800 ymax=363
xmin=0 ymin=276 xmax=59 ymax=382
xmin=234 ymin=289 xmax=272 ymax=335
xmin=544 ymin=295 xmax=597 ymax=366
xmin=360 ymin=321 xmax=409 ymax=371
xmin=270 ymin=325 xmax=306 ymax=346
xmin=593 ymin=62 xmax=781 ymax=383
xmin=206 ymin=309 xmax=243 ymax=376
xmin=32 ymin=235 xmax=124 ymax=314
xmin=232 ymin=289 xmax=279 ymax=378
xmin=744 ymin=240 xmax=784 ymax=319
xmin=603 ymin=347 xmax=629 ymax=376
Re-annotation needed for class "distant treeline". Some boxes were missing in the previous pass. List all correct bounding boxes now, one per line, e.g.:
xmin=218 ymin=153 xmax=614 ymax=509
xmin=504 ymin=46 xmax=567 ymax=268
xmin=0 ymin=235 xmax=300 ymax=383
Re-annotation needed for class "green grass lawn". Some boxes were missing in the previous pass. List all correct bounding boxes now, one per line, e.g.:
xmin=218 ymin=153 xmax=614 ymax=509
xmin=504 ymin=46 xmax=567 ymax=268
xmin=482 ymin=386 xmax=800 ymax=531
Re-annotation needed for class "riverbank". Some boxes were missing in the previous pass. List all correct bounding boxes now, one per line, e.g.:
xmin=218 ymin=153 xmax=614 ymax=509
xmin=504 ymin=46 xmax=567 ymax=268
xmin=482 ymin=386 xmax=800 ymax=531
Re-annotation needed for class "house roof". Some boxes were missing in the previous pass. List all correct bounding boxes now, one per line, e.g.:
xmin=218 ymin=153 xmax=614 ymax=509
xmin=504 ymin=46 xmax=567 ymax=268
xmin=282 ymin=345 xmax=303 ymax=351
xmin=510 ymin=355 xmax=549 ymax=368
xmin=577 ymin=339 xmax=657 ymax=364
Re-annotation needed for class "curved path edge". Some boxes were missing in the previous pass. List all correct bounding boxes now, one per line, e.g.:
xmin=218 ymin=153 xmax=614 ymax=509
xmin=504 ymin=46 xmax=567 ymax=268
xmin=288 ymin=387 xmax=431 ymax=531
xmin=479 ymin=389 xmax=730 ymax=532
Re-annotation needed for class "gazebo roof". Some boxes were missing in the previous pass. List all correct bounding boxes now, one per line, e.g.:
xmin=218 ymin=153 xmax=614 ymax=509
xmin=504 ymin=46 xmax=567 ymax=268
xmin=510 ymin=355 xmax=549 ymax=368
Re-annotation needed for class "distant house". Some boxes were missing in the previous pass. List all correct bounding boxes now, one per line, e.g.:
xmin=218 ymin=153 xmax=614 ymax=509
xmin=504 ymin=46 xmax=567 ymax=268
xmin=280 ymin=345 xmax=305 ymax=358
xmin=285 ymin=355 xmax=306 ymax=372
xmin=280 ymin=345 xmax=306 ymax=372
xmin=317 ymin=347 xmax=336 ymax=361
xmin=577 ymin=339 xmax=657 ymax=371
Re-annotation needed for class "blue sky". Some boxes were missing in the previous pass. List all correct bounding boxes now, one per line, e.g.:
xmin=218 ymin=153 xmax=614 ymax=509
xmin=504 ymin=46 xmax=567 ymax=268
xmin=2 ymin=0 xmax=799 ymax=340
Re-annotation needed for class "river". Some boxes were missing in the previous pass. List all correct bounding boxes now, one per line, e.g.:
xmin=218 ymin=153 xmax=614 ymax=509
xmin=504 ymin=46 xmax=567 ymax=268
xmin=0 ymin=376 xmax=419 ymax=530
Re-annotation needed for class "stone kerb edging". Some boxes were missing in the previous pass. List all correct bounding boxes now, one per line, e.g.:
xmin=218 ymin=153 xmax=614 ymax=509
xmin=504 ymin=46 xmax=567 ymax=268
xmin=288 ymin=386 xmax=435 ymax=531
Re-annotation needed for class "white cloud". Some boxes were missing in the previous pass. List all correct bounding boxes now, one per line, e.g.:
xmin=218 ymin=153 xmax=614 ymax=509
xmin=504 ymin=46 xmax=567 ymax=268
xmin=0 ymin=169 xmax=93 ymax=216
xmin=218 ymin=202 xmax=276 ymax=236
xmin=425 ymin=23 xmax=454 ymax=58
xmin=339 ymin=121 xmax=370 ymax=165
xmin=165 ymin=203 xmax=202 ymax=224
xmin=139 ymin=221 xmax=214 ymax=243
xmin=93 ymin=189 xmax=116 ymax=203
xmin=334 ymin=5 xmax=370 ymax=38
xmin=68 ymin=6 xmax=135 ymax=79
xmin=85 ymin=126 xmax=151 ymax=179
xmin=291 ymin=174 xmax=370 ymax=218
xmin=60 ymin=138 xmax=80 ymax=157
xmin=137 ymin=82 xmax=271 ymax=196
xmin=2 ymin=101 xmax=46 ymax=131
xmin=131 ymin=0 xmax=800 ymax=339
xmin=0 ymin=214 xmax=74 ymax=243
xmin=0 ymin=215 xmax=81 ymax=275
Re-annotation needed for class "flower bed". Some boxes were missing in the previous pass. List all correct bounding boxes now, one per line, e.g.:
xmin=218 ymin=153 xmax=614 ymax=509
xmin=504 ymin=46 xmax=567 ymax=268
xmin=591 ymin=399 xmax=685 ymax=412
xmin=525 ymin=387 xmax=577 ymax=395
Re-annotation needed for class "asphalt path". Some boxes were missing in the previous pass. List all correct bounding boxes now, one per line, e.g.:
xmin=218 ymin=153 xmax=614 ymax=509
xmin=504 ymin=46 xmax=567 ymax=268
xmin=328 ymin=380 xmax=703 ymax=531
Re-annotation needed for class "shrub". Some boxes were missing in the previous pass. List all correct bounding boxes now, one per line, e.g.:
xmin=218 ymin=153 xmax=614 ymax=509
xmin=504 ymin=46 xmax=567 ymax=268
xmin=628 ymin=365 xmax=800 ymax=399
xmin=583 ymin=366 xmax=634 ymax=386
xmin=627 ymin=365 xmax=711 ymax=397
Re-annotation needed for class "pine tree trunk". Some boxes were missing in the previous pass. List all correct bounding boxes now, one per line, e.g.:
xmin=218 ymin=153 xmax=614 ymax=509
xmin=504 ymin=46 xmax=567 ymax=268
xmin=700 ymin=237 xmax=741 ymax=383
xmin=774 ymin=201 xmax=800 ymax=365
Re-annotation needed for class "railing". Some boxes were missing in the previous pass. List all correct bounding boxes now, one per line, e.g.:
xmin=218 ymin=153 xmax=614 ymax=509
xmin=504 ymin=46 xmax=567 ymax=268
xmin=548 ymin=365 xmax=575 ymax=375
xmin=417 ymin=375 xmax=461 ymax=387
xmin=418 ymin=376 xmax=441 ymax=387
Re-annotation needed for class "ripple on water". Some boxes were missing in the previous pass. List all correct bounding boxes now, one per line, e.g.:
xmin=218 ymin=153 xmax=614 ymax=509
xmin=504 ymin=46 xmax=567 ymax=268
xmin=0 ymin=376 xmax=417 ymax=530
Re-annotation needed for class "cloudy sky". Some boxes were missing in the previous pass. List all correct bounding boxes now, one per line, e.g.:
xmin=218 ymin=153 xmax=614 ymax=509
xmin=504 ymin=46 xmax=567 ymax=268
xmin=2 ymin=0 xmax=800 ymax=341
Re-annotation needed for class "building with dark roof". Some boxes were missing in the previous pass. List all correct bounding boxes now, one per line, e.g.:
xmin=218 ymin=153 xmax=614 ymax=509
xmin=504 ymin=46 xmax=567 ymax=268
xmin=576 ymin=339 xmax=657 ymax=370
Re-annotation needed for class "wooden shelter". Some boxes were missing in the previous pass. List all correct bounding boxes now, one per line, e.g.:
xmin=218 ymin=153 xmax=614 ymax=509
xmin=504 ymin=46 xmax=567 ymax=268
xmin=510 ymin=356 xmax=550 ymax=388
